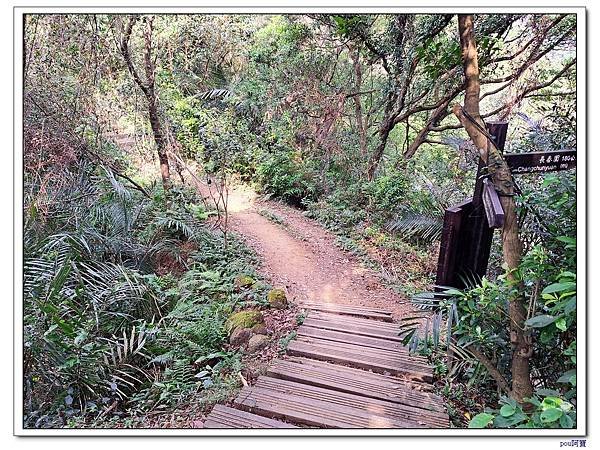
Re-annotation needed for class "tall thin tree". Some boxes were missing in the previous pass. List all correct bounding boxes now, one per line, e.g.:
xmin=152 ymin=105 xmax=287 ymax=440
xmin=120 ymin=15 xmax=171 ymax=192
xmin=452 ymin=14 xmax=534 ymax=403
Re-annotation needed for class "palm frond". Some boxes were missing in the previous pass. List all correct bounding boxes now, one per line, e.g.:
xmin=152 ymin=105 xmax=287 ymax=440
xmin=155 ymin=215 xmax=196 ymax=240
xmin=387 ymin=212 xmax=443 ymax=242
xmin=102 ymin=166 xmax=132 ymax=202
xmin=387 ymin=195 xmax=444 ymax=243
xmin=195 ymin=88 xmax=234 ymax=102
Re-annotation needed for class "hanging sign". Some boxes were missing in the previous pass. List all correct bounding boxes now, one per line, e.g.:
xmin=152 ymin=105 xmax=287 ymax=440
xmin=505 ymin=150 xmax=576 ymax=174
xmin=482 ymin=179 xmax=505 ymax=229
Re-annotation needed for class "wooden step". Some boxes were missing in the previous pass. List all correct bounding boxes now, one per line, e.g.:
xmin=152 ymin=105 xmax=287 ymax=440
xmin=203 ymin=404 xmax=298 ymax=428
xmin=254 ymin=376 xmax=449 ymax=428
xmin=269 ymin=357 xmax=446 ymax=417
xmin=300 ymin=301 xmax=393 ymax=316
xmin=234 ymin=383 xmax=419 ymax=428
xmin=299 ymin=303 xmax=394 ymax=322
xmin=308 ymin=310 xmax=400 ymax=331
xmin=303 ymin=316 xmax=404 ymax=342
xmin=287 ymin=337 xmax=433 ymax=382
xmin=294 ymin=335 xmax=429 ymax=366
xmin=297 ymin=325 xmax=406 ymax=351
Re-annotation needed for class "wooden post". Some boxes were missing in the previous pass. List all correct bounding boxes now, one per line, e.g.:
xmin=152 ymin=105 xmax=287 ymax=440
xmin=436 ymin=200 xmax=472 ymax=287
xmin=460 ymin=121 xmax=508 ymax=285
xmin=435 ymin=121 xmax=508 ymax=289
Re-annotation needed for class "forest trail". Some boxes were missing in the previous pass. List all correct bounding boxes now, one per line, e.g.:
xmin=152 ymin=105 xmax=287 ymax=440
xmin=197 ymin=183 xmax=451 ymax=429
xmin=199 ymin=182 xmax=416 ymax=319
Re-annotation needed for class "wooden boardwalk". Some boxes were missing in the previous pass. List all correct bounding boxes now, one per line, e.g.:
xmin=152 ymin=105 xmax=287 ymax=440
xmin=202 ymin=304 xmax=449 ymax=429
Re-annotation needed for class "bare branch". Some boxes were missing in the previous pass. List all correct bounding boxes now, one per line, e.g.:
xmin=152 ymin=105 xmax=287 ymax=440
xmin=487 ymin=14 xmax=566 ymax=65
xmin=482 ymin=21 xmax=575 ymax=85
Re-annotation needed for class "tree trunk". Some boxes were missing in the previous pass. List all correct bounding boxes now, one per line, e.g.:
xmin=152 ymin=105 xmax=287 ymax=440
xmin=367 ymin=122 xmax=392 ymax=181
xmin=147 ymin=97 xmax=171 ymax=191
xmin=120 ymin=15 xmax=170 ymax=192
xmin=349 ymin=45 xmax=368 ymax=158
xmin=453 ymin=14 xmax=533 ymax=403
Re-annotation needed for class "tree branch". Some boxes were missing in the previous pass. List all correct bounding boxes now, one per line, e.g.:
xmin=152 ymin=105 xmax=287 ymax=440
xmin=120 ymin=15 xmax=150 ymax=98
xmin=404 ymin=95 xmax=456 ymax=158
xmin=482 ymin=21 xmax=575 ymax=85
xmin=514 ymin=58 xmax=576 ymax=102
xmin=487 ymin=14 xmax=566 ymax=65
xmin=467 ymin=345 xmax=512 ymax=394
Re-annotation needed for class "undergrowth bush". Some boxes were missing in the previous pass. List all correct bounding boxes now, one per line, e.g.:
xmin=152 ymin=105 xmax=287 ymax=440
xmin=24 ymin=156 xmax=266 ymax=428
xmin=257 ymin=150 xmax=321 ymax=206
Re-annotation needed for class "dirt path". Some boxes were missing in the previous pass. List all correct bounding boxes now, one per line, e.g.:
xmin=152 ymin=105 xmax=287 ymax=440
xmin=198 ymin=183 xmax=417 ymax=319
xmin=111 ymin=135 xmax=415 ymax=318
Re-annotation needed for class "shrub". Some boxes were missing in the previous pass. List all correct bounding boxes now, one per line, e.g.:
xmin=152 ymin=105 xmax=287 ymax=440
xmin=257 ymin=150 xmax=321 ymax=206
xmin=364 ymin=169 xmax=412 ymax=217
xmin=469 ymin=392 xmax=576 ymax=428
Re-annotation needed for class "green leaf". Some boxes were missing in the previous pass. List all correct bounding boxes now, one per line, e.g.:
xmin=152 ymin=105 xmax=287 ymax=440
xmin=540 ymin=407 xmax=563 ymax=423
xmin=558 ymin=369 xmax=576 ymax=384
xmin=468 ymin=413 xmax=495 ymax=428
xmin=560 ymin=401 xmax=574 ymax=413
xmin=560 ymin=270 xmax=576 ymax=278
xmin=559 ymin=414 xmax=574 ymax=428
xmin=525 ymin=315 xmax=557 ymax=328
xmin=194 ymin=351 xmax=227 ymax=364
xmin=535 ymin=389 xmax=560 ymax=396
xmin=500 ymin=404 xmax=516 ymax=417
xmin=56 ymin=319 xmax=75 ymax=337
xmin=524 ymin=396 xmax=541 ymax=408
xmin=542 ymin=282 xmax=576 ymax=295
xmin=557 ymin=236 xmax=576 ymax=246
xmin=541 ymin=396 xmax=563 ymax=408
xmin=493 ymin=411 xmax=527 ymax=428
xmin=46 ymin=262 xmax=72 ymax=304
xmin=555 ymin=317 xmax=567 ymax=331
xmin=564 ymin=296 xmax=576 ymax=315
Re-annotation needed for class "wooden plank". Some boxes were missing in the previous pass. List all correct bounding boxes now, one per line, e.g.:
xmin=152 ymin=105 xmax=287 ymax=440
xmin=299 ymin=303 xmax=394 ymax=322
xmin=255 ymin=376 xmax=449 ymax=428
xmin=269 ymin=357 xmax=446 ymax=414
xmin=297 ymin=325 xmax=406 ymax=352
xmin=203 ymin=404 xmax=298 ymax=429
xmin=301 ymin=305 xmax=394 ymax=322
xmin=308 ymin=310 xmax=399 ymax=331
xmin=302 ymin=316 xmax=404 ymax=342
xmin=438 ymin=121 xmax=510 ymax=289
xmin=300 ymin=301 xmax=393 ymax=315
xmin=294 ymin=335 xmax=429 ymax=366
xmin=436 ymin=199 xmax=470 ymax=287
xmin=234 ymin=385 xmax=420 ymax=428
xmin=287 ymin=337 xmax=433 ymax=382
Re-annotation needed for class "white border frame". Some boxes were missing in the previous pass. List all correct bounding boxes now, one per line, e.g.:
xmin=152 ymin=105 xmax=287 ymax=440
xmin=13 ymin=4 xmax=587 ymax=437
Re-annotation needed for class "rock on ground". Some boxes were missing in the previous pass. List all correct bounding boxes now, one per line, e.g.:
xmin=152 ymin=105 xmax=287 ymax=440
xmin=247 ymin=334 xmax=270 ymax=353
